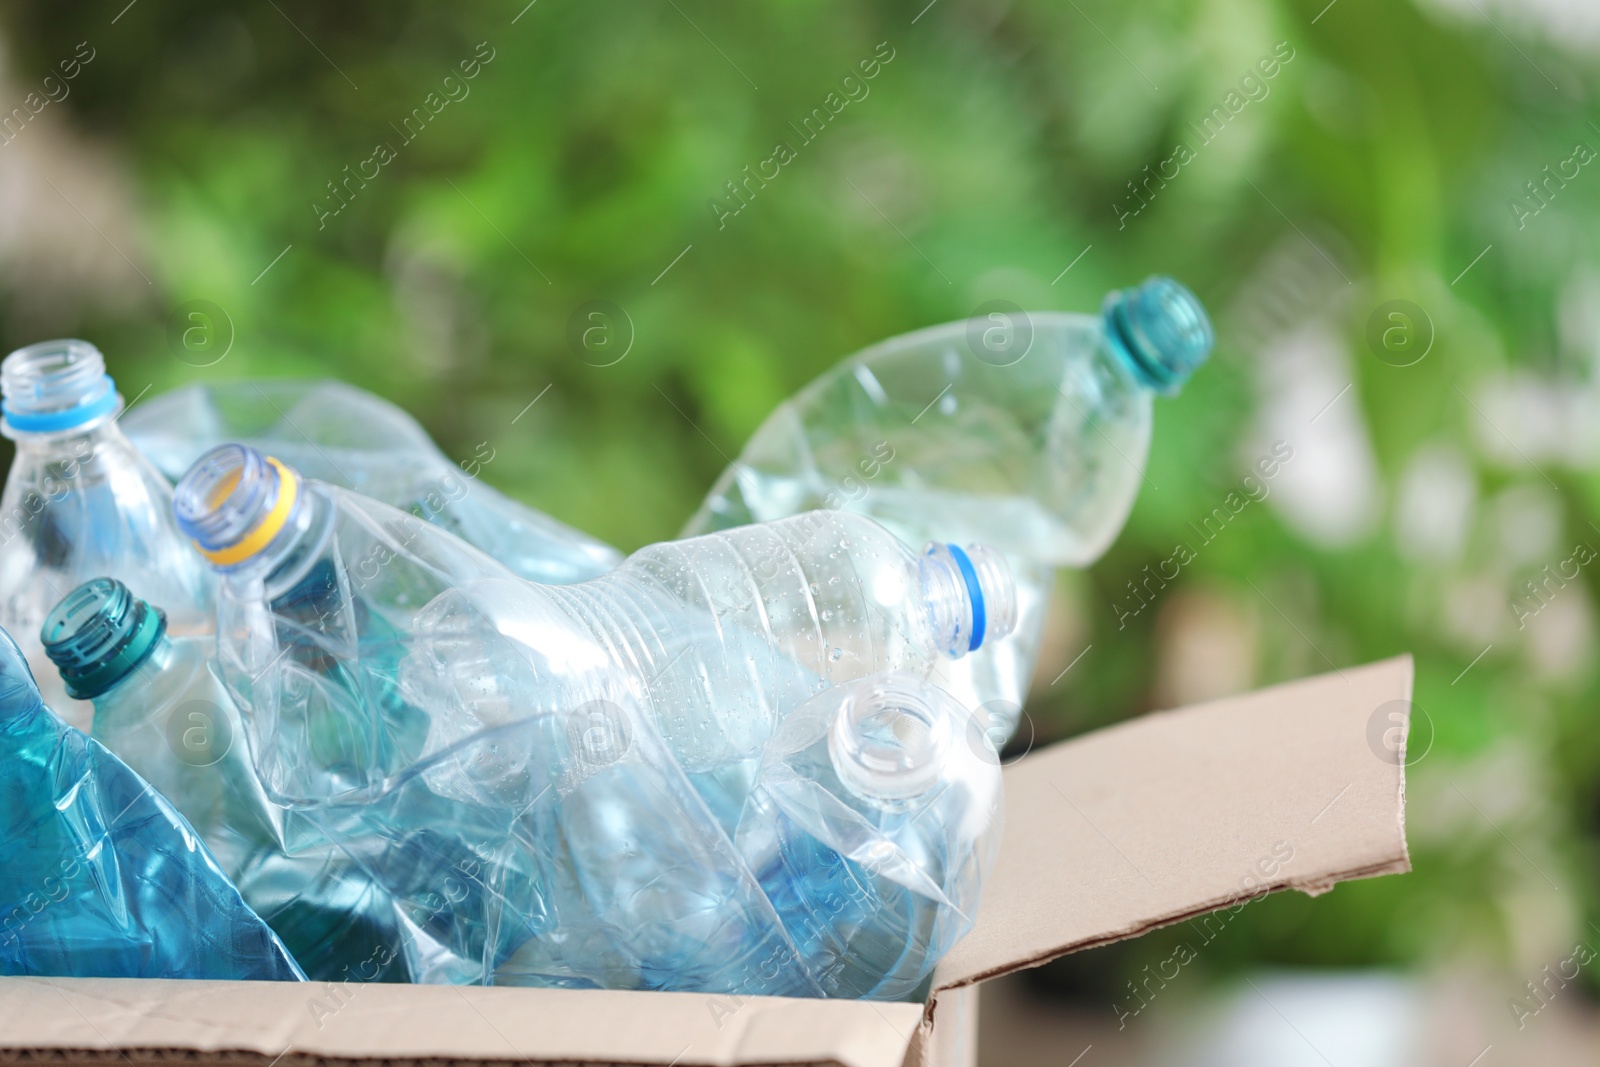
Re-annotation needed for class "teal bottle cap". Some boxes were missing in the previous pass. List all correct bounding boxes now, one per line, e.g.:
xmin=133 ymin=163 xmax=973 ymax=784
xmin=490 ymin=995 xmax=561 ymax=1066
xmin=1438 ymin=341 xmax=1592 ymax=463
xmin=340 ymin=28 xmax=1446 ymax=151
xmin=1102 ymin=276 xmax=1214 ymax=395
xmin=40 ymin=578 xmax=167 ymax=700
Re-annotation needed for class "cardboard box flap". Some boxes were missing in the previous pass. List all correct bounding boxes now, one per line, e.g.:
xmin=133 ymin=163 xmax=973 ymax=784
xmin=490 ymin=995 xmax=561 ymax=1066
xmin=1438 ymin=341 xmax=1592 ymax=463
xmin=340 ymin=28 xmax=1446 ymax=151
xmin=933 ymin=655 xmax=1413 ymax=993
xmin=0 ymin=977 xmax=926 ymax=1067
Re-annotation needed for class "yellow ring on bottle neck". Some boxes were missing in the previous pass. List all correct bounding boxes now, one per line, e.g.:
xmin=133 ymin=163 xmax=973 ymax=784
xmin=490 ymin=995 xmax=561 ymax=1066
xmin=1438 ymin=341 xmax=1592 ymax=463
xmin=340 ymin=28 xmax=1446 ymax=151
xmin=195 ymin=457 xmax=299 ymax=567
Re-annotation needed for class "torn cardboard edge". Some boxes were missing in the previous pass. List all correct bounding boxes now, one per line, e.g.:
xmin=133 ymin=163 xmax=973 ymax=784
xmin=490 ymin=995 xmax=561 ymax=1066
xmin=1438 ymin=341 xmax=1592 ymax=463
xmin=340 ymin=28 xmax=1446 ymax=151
xmin=0 ymin=656 xmax=1412 ymax=1067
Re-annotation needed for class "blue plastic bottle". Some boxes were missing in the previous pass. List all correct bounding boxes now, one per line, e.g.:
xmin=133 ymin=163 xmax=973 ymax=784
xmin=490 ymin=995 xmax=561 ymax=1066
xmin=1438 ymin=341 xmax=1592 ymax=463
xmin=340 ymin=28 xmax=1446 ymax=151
xmin=0 ymin=625 xmax=302 ymax=981
xmin=683 ymin=278 xmax=1214 ymax=742
xmin=736 ymin=672 xmax=1002 ymax=999
xmin=39 ymin=578 xmax=408 ymax=983
xmin=122 ymin=379 xmax=619 ymax=585
xmin=0 ymin=340 xmax=213 ymax=730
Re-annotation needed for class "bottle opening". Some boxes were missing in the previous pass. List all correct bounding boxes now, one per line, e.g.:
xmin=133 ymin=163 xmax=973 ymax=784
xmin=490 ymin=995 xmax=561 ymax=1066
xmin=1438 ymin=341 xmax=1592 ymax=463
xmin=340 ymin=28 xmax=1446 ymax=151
xmin=41 ymin=578 xmax=167 ymax=700
xmin=174 ymin=443 xmax=302 ymax=569
xmin=0 ymin=339 xmax=121 ymax=437
xmin=828 ymin=673 xmax=953 ymax=802
xmin=919 ymin=542 xmax=1018 ymax=658
xmin=1102 ymin=276 xmax=1214 ymax=395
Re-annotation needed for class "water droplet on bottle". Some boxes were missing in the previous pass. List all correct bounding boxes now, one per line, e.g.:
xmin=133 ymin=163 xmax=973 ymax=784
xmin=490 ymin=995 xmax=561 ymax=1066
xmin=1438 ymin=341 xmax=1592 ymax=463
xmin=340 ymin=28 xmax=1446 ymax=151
xmin=829 ymin=647 xmax=843 ymax=661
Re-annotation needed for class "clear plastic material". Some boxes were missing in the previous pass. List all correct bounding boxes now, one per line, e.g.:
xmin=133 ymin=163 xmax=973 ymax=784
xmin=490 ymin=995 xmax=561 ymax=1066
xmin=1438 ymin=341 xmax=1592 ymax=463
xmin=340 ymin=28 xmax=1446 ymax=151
xmin=0 ymin=340 xmax=213 ymax=730
xmin=0 ymin=625 xmax=303 ymax=981
xmin=403 ymin=509 xmax=1013 ymax=835
xmin=173 ymin=444 xmax=514 ymax=809
xmin=123 ymin=379 xmax=619 ymax=585
xmin=40 ymin=578 xmax=408 ymax=983
xmin=736 ymin=672 xmax=1003 ymax=999
xmin=172 ymin=446 xmax=1015 ymax=993
xmin=682 ymin=277 xmax=1213 ymax=740
xmin=172 ymin=447 xmax=1013 ymax=816
xmin=304 ymin=694 xmax=820 ymax=993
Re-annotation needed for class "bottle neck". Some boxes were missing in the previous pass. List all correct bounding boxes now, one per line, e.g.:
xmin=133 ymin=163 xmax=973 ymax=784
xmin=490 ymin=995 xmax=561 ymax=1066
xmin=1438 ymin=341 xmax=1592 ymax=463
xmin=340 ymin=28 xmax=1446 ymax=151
xmin=103 ymin=632 xmax=174 ymax=700
xmin=237 ymin=483 xmax=332 ymax=599
xmin=1099 ymin=276 xmax=1214 ymax=396
xmin=40 ymin=577 xmax=170 ymax=700
xmin=1 ymin=339 xmax=122 ymax=440
xmin=828 ymin=673 xmax=954 ymax=805
xmin=174 ymin=443 xmax=330 ymax=596
xmin=917 ymin=542 xmax=1017 ymax=658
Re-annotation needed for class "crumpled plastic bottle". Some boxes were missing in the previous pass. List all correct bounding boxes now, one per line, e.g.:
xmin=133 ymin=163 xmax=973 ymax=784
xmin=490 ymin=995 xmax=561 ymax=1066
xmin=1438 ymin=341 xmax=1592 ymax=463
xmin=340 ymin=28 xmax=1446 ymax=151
xmin=171 ymin=445 xmax=1015 ymax=828
xmin=736 ymin=671 xmax=1002 ymax=999
xmin=0 ymin=624 xmax=303 ymax=981
xmin=170 ymin=443 xmax=537 ymax=810
xmin=0 ymin=340 xmax=213 ymax=730
xmin=300 ymin=688 xmax=821 ymax=994
xmin=407 ymin=514 xmax=1015 ymax=834
xmin=168 ymin=444 xmax=1015 ymax=994
xmin=39 ymin=577 xmax=408 ymax=983
xmin=122 ymin=378 xmax=620 ymax=585
xmin=682 ymin=277 xmax=1214 ymax=743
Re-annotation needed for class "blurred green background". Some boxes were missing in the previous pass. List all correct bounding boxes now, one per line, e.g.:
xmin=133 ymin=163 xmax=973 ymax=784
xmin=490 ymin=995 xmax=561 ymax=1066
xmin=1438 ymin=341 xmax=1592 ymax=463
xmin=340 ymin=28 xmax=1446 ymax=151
xmin=2 ymin=0 xmax=1597 ymax=1056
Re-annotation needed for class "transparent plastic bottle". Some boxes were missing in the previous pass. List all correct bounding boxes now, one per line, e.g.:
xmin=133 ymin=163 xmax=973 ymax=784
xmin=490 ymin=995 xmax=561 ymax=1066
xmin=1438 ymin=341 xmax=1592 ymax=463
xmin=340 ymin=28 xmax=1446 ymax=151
xmin=682 ymin=277 xmax=1214 ymax=741
xmin=0 ymin=340 xmax=213 ymax=730
xmin=172 ymin=444 xmax=514 ymax=810
xmin=172 ymin=446 xmax=1016 ymax=830
xmin=39 ymin=578 xmax=408 ymax=983
xmin=166 ymin=447 xmax=869 ymax=993
xmin=307 ymin=689 xmax=821 ymax=994
xmin=0 ymin=625 xmax=303 ymax=981
xmin=123 ymin=379 xmax=620 ymax=585
xmin=735 ymin=672 xmax=1002 ymax=1000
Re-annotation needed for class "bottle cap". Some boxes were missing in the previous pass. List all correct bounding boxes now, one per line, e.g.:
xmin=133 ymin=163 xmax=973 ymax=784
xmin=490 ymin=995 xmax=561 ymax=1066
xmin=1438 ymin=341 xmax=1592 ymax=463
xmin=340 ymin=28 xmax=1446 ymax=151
xmin=41 ymin=578 xmax=167 ymax=700
xmin=1102 ymin=276 xmax=1214 ymax=395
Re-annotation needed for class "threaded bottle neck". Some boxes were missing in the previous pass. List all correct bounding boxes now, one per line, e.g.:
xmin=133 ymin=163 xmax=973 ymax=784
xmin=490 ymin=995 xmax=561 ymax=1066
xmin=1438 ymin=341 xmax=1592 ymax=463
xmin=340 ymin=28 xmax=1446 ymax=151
xmin=918 ymin=542 xmax=1017 ymax=658
xmin=1101 ymin=276 xmax=1214 ymax=395
xmin=174 ymin=443 xmax=306 ymax=572
xmin=0 ymin=339 xmax=122 ymax=438
xmin=41 ymin=578 xmax=168 ymax=700
xmin=828 ymin=673 xmax=955 ymax=804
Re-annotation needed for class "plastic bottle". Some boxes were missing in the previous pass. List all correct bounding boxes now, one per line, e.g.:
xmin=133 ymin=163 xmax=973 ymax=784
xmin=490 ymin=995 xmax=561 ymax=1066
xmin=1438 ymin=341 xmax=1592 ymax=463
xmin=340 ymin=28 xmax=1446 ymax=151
xmin=172 ymin=443 xmax=538 ymax=810
xmin=39 ymin=577 xmax=408 ymax=983
xmin=735 ymin=672 xmax=1002 ymax=999
xmin=304 ymin=689 xmax=822 ymax=994
xmin=682 ymin=277 xmax=1214 ymax=742
xmin=0 ymin=340 xmax=213 ymax=730
xmin=0 ymin=625 xmax=303 ymax=981
xmin=123 ymin=379 xmax=619 ymax=585
xmin=172 ymin=446 xmax=1015 ymax=828
xmin=164 ymin=446 xmax=866 ymax=993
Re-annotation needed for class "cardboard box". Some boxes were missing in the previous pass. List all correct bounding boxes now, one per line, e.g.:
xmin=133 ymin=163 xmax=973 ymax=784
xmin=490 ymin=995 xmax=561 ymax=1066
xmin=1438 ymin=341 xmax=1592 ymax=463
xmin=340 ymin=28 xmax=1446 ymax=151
xmin=0 ymin=656 xmax=1412 ymax=1067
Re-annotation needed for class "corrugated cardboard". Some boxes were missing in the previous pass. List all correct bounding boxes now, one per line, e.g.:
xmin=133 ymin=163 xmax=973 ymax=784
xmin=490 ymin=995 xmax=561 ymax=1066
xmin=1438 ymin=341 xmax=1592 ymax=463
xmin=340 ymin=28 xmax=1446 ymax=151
xmin=0 ymin=656 xmax=1412 ymax=1067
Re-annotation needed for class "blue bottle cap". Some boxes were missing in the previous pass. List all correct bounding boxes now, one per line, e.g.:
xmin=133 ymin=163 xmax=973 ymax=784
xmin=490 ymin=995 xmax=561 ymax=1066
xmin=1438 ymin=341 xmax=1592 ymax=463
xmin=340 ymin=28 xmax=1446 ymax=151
xmin=1102 ymin=276 xmax=1214 ymax=395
